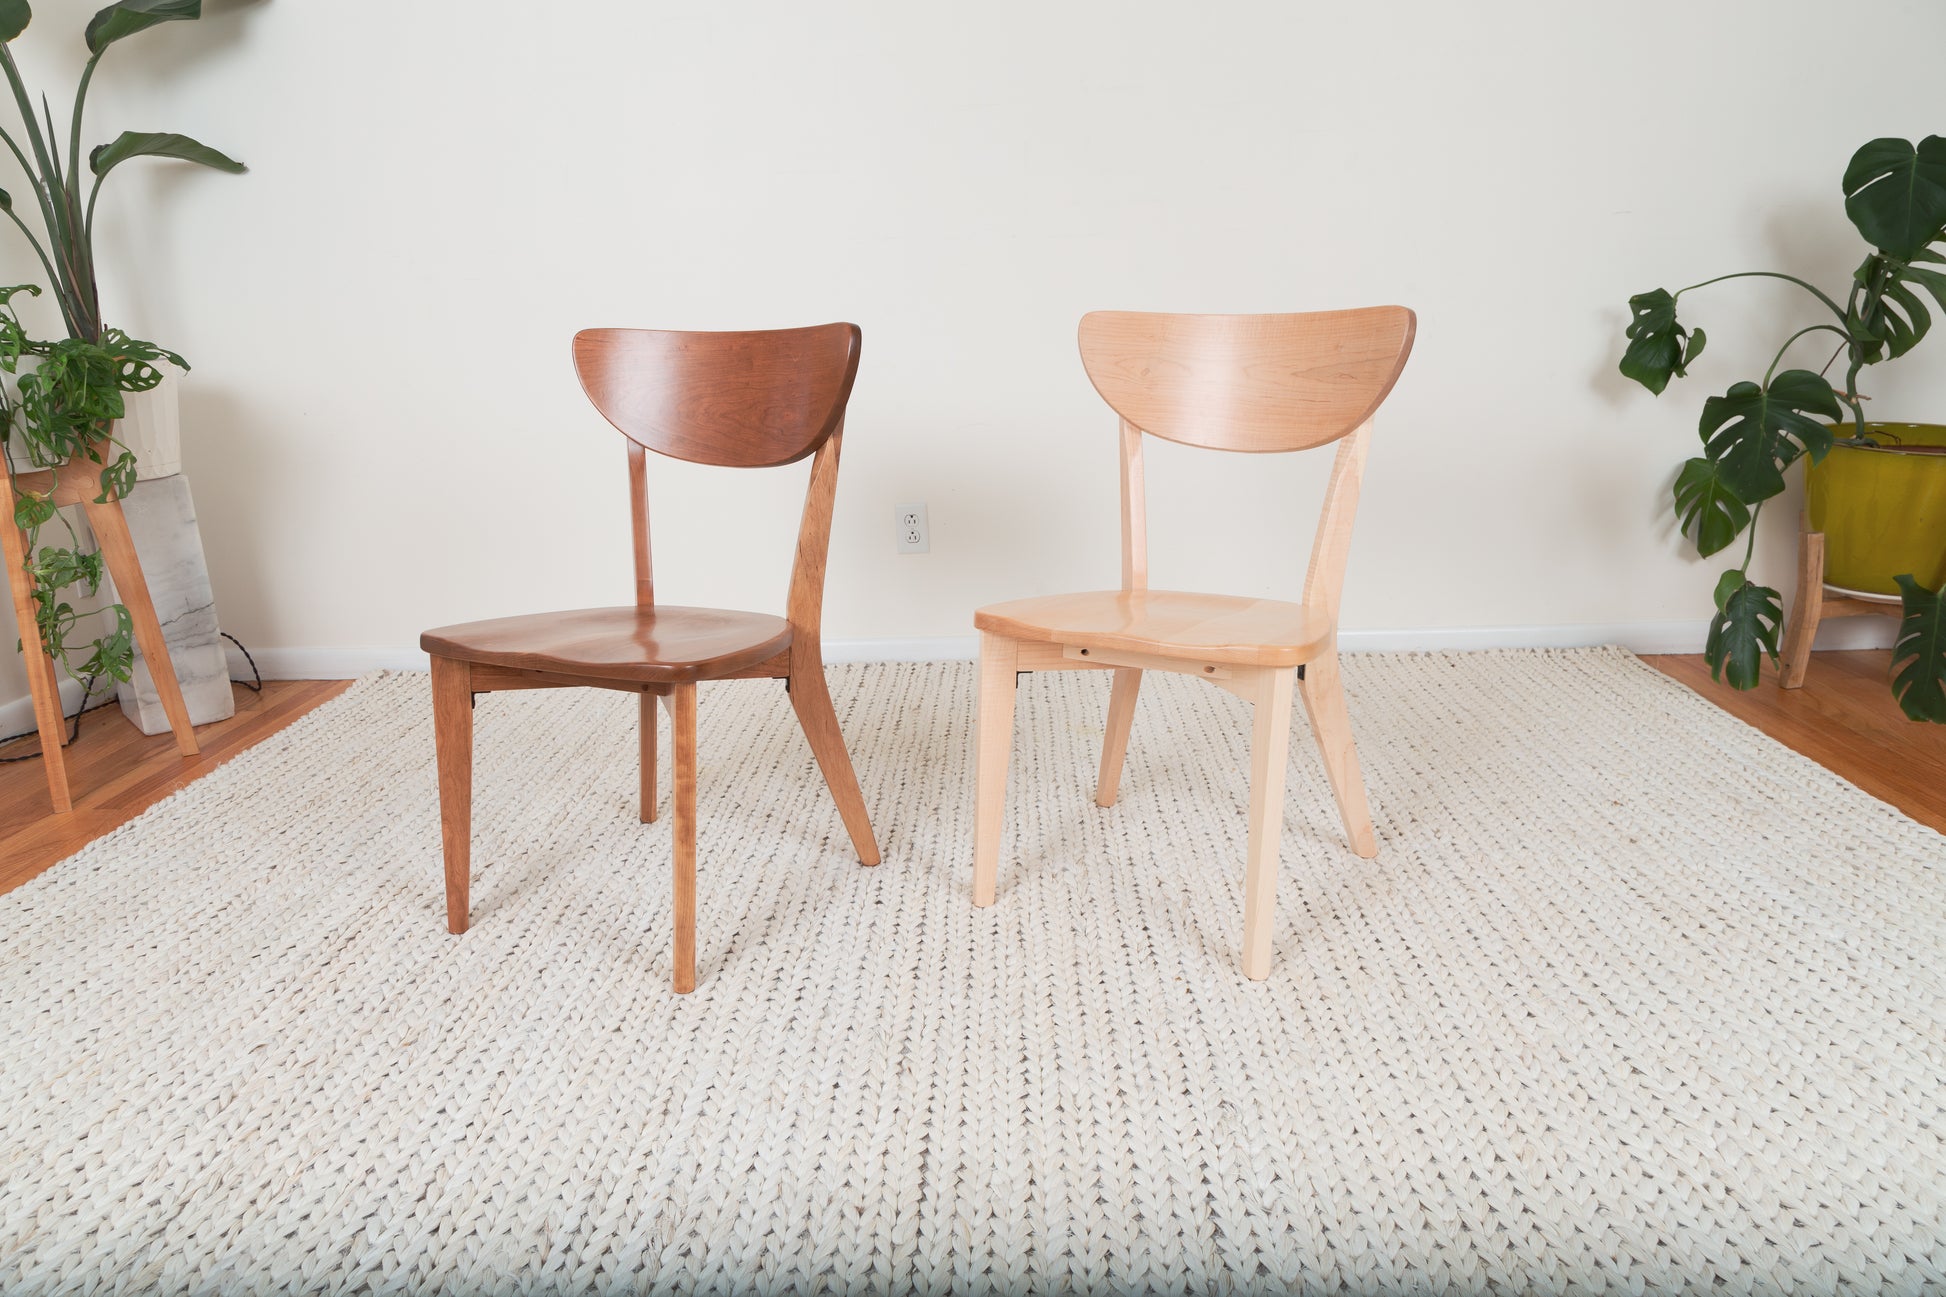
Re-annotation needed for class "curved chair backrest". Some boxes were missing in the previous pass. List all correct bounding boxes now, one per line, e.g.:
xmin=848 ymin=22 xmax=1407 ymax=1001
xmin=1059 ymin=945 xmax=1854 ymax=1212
xmin=1077 ymin=308 xmax=1415 ymax=452
xmin=572 ymin=323 xmax=861 ymax=468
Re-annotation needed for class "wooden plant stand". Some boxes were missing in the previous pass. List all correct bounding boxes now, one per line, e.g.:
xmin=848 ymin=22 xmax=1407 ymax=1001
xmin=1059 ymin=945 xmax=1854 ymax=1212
xmin=1779 ymin=512 xmax=1902 ymax=689
xmin=1 ymin=445 xmax=199 ymax=813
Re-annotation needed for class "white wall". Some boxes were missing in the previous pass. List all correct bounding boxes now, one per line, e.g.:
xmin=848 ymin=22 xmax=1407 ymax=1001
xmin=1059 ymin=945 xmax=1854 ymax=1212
xmin=3 ymin=0 xmax=1939 ymax=711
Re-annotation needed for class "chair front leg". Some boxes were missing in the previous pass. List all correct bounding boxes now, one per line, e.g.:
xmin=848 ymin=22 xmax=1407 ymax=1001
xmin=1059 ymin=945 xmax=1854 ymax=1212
xmin=430 ymin=655 xmax=474 ymax=933
xmin=1242 ymin=666 xmax=1296 ymax=981
xmin=670 ymin=681 xmax=698 ymax=994
xmin=971 ymin=631 xmax=1020 ymax=906
xmin=1297 ymin=650 xmax=1376 ymax=858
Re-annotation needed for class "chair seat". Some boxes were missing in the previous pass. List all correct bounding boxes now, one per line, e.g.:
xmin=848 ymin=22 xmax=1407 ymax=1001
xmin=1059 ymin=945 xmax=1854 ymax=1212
xmin=974 ymin=589 xmax=1334 ymax=668
xmin=420 ymin=605 xmax=792 ymax=683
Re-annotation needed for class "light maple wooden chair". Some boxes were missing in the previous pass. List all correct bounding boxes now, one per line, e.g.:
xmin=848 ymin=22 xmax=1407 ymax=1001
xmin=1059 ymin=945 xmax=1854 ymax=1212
xmin=971 ymin=307 xmax=1416 ymax=981
xmin=421 ymin=324 xmax=880 ymax=994
xmin=1 ymin=443 xmax=199 ymax=812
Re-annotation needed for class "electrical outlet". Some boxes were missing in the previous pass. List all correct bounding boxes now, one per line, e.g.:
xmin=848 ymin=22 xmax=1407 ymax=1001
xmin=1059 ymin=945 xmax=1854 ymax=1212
xmin=896 ymin=502 xmax=930 ymax=555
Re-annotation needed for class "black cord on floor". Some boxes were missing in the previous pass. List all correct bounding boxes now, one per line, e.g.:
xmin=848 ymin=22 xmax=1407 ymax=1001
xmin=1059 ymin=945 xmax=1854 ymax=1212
xmin=0 ymin=672 xmax=104 ymax=762
xmin=0 ymin=632 xmax=265 ymax=761
xmin=223 ymin=632 xmax=262 ymax=693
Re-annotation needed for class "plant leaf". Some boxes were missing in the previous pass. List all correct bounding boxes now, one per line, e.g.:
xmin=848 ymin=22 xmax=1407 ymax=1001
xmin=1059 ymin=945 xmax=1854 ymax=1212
xmin=1620 ymin=289 xmax=1704 ymax=395
xmin=1891 ymin=575 xmax=1946 ymax=722
xmin=89 ymin=129 xmax=243 ymax=178
xmin=84 ymin=0 xmax=198 ymax=54
xmin=1843 ymin=135 xmax=1946 ymax=259
xmin=1851 ymin=254 xmax=1935 ymax=360
xmin=0 ymin=0 xmax=29 ymax=42
xmin=1673 ymin=456 xmax=1752 ymax=558
xmin=1697 ymin=370 xmax=1842 ymax=504
xmin=1704 ymin=578 xmax=1781 ymax=690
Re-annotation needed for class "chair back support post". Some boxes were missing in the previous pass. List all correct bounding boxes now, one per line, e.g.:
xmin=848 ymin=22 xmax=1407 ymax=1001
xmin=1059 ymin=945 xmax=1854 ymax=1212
xmin=627 ymin=441 xmax=654 ymax=608
xmin=1301 ymin=419 xmax=1373 ymax=627
xmin=786 ymin=422 xmax=845 ymax=665
xmin=1118 ymin=419 xmax=1147 ymax=591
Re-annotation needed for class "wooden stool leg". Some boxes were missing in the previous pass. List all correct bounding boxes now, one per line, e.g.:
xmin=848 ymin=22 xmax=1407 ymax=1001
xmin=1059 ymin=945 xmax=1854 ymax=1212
xmin=671 ymin=681 xmax=698 ymax=994
xmin=639 ymin=691 xmax=658 ymax=823
xmin=430 ymin=655 xmax=473 ymax=933
xmin=1243 ymin=667 xmax=1296 ymax=981
xmin=1094 ymin=667 xmax=1142 ymax=807
xmin=788 ymin=653 xmax=881 ymax=865
xmin=971 ymin=631 xmax=1020 ymax=907
xmin=81 ymin=497 xmax=198 ymax=756
xmin=1298 ymin=651 xmax=1377 ymax=859
xmin=1 ymin=510 xmax=72 ymax=812
xmin=1780 ymin=529 xmax=1826 ymax=690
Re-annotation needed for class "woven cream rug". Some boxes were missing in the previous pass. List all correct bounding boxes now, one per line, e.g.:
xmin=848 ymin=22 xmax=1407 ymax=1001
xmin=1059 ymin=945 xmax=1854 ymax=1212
xmin=1 ymin=650 xmax=1942 ymax=1294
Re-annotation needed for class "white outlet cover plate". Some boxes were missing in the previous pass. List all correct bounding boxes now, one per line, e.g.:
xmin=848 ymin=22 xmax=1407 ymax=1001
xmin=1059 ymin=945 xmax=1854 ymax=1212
xmin=896 ymin=502 xmax=929 ymax=555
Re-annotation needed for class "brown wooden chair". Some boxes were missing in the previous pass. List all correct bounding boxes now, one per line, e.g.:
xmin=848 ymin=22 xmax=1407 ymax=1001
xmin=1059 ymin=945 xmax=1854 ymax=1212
xmin=1 ymin=443 xmax=200 ymax=813
xmin=971 ymin=307 xmax=1416 ymax=981
xmin=422 ymin=324 xmax=880 ymax=993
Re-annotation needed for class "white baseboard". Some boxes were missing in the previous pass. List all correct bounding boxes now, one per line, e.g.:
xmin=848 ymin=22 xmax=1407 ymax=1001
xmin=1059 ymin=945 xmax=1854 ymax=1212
xmin=0 ymin=674 xmax=97 ymax=740
xmin=0 ymin=617 xmax=1903 ymax=729
xmin=236 ymin=618 xmax=1898 ymax=681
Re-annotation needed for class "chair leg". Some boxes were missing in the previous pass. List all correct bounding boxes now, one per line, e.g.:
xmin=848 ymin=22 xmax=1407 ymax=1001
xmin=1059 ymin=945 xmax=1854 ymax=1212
xmin=1094 ymin=667 xmax=1142 ymax=807
xmin=1298 ymin=650 xmax=1377 ymax=859
xmin=971 ymin=631 xmax=1020 ymax=907
xmin=787 ymin=655 xmax=881 ymax=865
xmin=1242 ymin=667 xmax=1296 ymax=981
xmin=639 ymin=691 xmax=659 ymax=823
xmin=1780 ymin=529 xmax=1825 ymax=690
xmin=82 ymin=497 xmax=198 ymax=756
xmin=670 ymin=681 xmax=698 ymax=994
xmin=430 ymin=655 xmax=473 ymax=934
xmin=1 ymin=508 xmax=73 ymax=812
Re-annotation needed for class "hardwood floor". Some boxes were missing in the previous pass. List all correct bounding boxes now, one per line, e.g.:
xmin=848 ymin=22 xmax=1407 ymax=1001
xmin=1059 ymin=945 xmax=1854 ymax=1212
xmin=1644 ymin=649 xmax=1946 ymax=834
xmin=0 ymin=650 xmax=1939 ymax=899
xmin=0 ymin=679 xmax=351 ymax=894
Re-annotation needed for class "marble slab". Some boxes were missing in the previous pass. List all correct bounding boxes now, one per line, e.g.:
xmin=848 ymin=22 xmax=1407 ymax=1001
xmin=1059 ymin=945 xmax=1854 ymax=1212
xmin=108 ymin=472 xmax=236 ymax=733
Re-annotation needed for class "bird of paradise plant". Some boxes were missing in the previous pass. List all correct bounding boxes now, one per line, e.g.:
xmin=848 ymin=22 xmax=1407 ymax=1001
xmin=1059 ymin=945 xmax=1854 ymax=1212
xmin=0 ymin=0 xmax=243 ymax=685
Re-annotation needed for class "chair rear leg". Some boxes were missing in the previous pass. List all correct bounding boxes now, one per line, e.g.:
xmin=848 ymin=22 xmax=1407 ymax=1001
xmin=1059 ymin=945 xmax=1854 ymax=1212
xmin=639 ymin=691 xmax=659 ymax=823
xmin=1094 ymin=667 xmax=1142 ymax=807
xmin=971 ymin=632 xmax=1020 ymax=906
xmin=1298 ymin=651 xmax=1377 ymax=858
xmin=787 ymin=656 xmax=881 ymax=865
xmin=671 ymin=681 xmax=698 ymax=994
xmin=1243 ymin=667 xmax=1296 ymax=981
xmin=430 ymin=655 xmax=474 ymax=933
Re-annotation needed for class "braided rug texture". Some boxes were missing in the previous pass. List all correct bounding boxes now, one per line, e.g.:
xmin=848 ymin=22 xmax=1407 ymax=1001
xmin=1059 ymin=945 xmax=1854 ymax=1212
xmin=1 ymin=649 xmax=1942 ymax=1295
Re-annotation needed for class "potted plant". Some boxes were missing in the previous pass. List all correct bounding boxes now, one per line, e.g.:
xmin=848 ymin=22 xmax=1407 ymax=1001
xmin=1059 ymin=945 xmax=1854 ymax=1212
xmin=0 ymin=0 xmax=243 ymax=688
xmin=1620 ymin=135 xmax=1946 ymax=722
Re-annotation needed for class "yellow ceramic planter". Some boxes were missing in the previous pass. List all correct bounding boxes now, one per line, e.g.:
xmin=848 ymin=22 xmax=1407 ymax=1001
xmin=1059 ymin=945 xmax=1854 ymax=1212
xmin=1806 ymin=422 xmax=1946 ymax=596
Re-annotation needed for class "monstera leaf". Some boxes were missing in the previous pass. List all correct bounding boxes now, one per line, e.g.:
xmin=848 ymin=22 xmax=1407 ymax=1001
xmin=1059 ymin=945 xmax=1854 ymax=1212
xmin=1843 ymin=136 xmax=1946 ymax=259
xmin=1621 ymin=288 xmax=1706 ymax=394
xmin=1697 ymin=370 xmax=1842 ymax=503
xmin=90 ymin=130 xmax=243 ymax=179
xmin=84 ymin=0 xmax=198 ymax=54
xmin=1671 ymin=456 xmax=1752 ymax=557
xmin=1705 ymin=577 xmax=1782 ymax=690
xmin=1849 ymin=250 xmax=1946 ymax=362
xmin=1891 ymin=575 xmax=1946 ymax=722
xmin=0 ymin=0 xmax=29 ymax=42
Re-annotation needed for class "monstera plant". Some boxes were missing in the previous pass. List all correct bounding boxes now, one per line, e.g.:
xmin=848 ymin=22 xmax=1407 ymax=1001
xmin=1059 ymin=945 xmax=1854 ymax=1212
xmin=0 ymin=0 xmax=242 ymax=686
xmin=1620 ymin=135 xmax=1946 ymax=722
